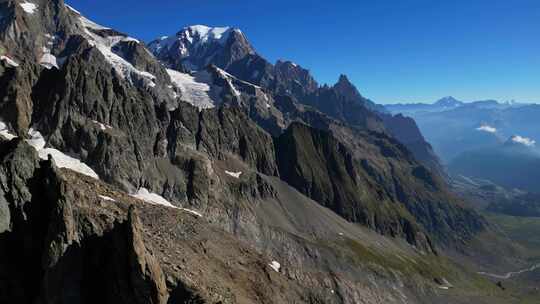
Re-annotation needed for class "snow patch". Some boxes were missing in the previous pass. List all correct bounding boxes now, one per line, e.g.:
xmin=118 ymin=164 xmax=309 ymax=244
xmin=98 ymin=195 xmax=116 ymax=202
xmin=225 ymin=170 xmax=242 ymax=178
xmin=132 ymin=188 xmax=175 ymax=207
xmin=215 ymin=68 xmax=241 ymax=97
xmin=511 ymin=135 xmax=536 ymax=147
xmin=269 ymin=261 xmax=281 ymax=273
xmin=20 ymin=2 xmax=38 ymax=14
xmin=476 ymin=125 xmax=497 ymax=133
xmin=65 ymin=4 xmax=81 ymax=15
xmin=26 ymin=129 xmax=100 ymax=179
xmin=0 ymin=121 xmax=17 ymax=140
xmin=92 ymin=120 xmax=112 ymax=131
xmin=40 ymin=53 xmax=59 ymax=69
xmin=0 ymin=56 xmax=19 ymax=67
xmin=132 ymin=188 xmax=203 ymax=217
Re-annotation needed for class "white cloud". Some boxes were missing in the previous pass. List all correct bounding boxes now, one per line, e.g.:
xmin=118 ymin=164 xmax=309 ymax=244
xmin=476 ymin=125 xmax=497 ymax=133
xmin=511 ymin=135 xmax=536 ymax=147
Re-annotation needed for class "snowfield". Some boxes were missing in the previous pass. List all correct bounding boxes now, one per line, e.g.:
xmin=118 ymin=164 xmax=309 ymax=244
xmin=132 ymin=188 xmax=203 ymax=217
xmin=74 ymin=12 xmax=156 ymax=88
xmin=26 ymin=129 xmax=100 ymax=179
xmin=167 ymin=69 xmax=220 ymax=109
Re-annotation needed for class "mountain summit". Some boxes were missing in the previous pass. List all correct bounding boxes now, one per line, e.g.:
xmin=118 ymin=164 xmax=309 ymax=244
xmin=148 ymin=25 xmax=255 ymax=72
xmin=434 ymin=96 xmax=464 ymax=107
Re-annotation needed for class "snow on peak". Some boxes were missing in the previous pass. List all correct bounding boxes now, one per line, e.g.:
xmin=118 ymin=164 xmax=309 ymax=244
xmin=186 ymin=25 xmax=232 ymax=43
xmin=72 ymin=10 xmax=156 ymax=88
xmin=150 ymin=25 xmax=235 ymax=56
xmin=65 ymin=4 xmax=81 ymax=15
xmin=78 ymin=14 xmax=110 ymax=31
xmin=20 ymin=2 xmax=38 ymax=14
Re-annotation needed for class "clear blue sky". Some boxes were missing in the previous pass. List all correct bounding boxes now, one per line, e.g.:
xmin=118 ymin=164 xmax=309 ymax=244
xmin=66 ymin=0 xmax=539 ymax=104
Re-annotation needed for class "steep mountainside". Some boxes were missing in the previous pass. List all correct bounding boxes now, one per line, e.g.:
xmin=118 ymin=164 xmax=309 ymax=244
xmin=378 ymin=113 xmax=443 ymax=174
xmin=149 ymin=28 xmax=442 ymax=172
xmin=0 ymin=1 xmax=527 ymax=303
xmin=386 ymin=97 xmax=540 ymax=163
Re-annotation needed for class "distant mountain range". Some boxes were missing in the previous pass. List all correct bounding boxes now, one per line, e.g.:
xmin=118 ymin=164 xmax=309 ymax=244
xmin=386 ymin=96 xmax=540 ymax=161
xmin=386 ymin=96 xmax=533 ymax=115
xmin=387 ymin=96 xmax=540 ymax=193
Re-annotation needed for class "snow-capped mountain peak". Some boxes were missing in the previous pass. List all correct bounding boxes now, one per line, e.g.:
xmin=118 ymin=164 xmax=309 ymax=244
xmin=150 ymin=25 xmax=235 ymax=53
xmin=434 ymin=96 xmax=463 ymax=107
xmin=148 ymin=25 xmax=254 ymax=72
xmin=185 ymin=25 xmax=232 ymax=44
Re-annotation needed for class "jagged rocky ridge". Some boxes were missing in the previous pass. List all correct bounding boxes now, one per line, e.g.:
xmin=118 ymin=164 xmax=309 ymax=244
xmin=150 ymin=25 xmax=442 ymax=173
xmin=0 ymin=1 xmax=503 ymax=303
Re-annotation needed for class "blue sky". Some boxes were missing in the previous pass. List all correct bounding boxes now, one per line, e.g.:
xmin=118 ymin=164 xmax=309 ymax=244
xmin=67 ymin=0 xmax=539 ymax=104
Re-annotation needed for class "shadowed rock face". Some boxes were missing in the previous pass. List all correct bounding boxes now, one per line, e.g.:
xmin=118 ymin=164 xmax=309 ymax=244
xmin=380 ymin=113 xmax=445 ymax=174
xmin=0 ymin=141 xmax=167 ymax=304
xmin=274 ymin=123 xmax=484 ymax=250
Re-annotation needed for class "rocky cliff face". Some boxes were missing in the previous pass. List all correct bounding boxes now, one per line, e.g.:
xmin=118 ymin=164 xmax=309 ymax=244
xmin=0 ymin=1 xmax=508 ymax=303
xmin=148 ymin=29 xmax=441 ymax=171
xmin=0 ymin=136 xmax=506 ymax=304
xmin=380 ymin=113 xmax=445 ymax=174
xmin=274 ymin=123 xmax=482 ymax=247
